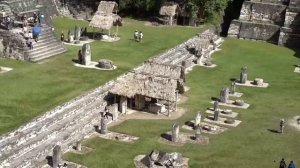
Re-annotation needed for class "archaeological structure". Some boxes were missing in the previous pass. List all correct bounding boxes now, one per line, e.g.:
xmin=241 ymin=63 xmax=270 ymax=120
xmin=228 ymin=0 xmax=300 ymax=47
xmin=0 ymin=0 xmax=66 ymax=62
xmin=0 ymin=27 xmax=223 ymax=167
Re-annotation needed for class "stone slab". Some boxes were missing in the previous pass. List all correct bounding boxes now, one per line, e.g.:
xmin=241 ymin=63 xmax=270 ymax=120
xmin=210 ymin=100 xmax=250 ymax=109
xmin=134 ymin=154 xmax=189 ymax=168
xmin=229 ymin=92 xmax=243 ymax=97
xmin=206 ymin=109 xmax=238 ymax=118
xmin=74 ymin=61 xmax=117 ymax=71
xmin=97 ymin=131 xmax=139 ymax=143
xmin=182 ymin=121 xmax=228 ymax=134
xmin=236 ymin=80 xmax=269 ymax=88
xmin=159 ymin=131 xmax=209 ymax=146
xmin=204 ymin=116 xmax=242 ymax=127
xmin=198 ymin=63 xmax=217 ymax=68
xmin=294 ymin=67 xmax=300 ymax=73
xmin=0 ymin=66 xmax=13 ymax=74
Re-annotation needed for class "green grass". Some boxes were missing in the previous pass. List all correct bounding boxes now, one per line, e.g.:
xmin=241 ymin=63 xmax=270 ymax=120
xmin=64 ymin=39 xmax=300 ymax=168
xmin=0 ymin=17 xmax=201 ymax=135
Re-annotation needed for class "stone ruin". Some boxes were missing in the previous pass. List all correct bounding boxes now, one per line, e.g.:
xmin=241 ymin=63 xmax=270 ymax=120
xmin=135 ymin=150 xmax=186 ymax=168
xmin=194 ymin=112 xmax=201 ymax=128
xmin=171 ymin=123 xmax=180 ymax=143
xmin=220 ymin=87 xmax=229 ymax=103
xmin=98 ymin=59 xmax=115 ymax=69
xmin=228 ymin=0 xmax=300 ymax=47
xmin=240 ymin=66 xmax=248 ymax=84
xmin=78 ymin=43 xmax=91 ymax=65
xmin=52 ymin=145 xmax=62 ymax=168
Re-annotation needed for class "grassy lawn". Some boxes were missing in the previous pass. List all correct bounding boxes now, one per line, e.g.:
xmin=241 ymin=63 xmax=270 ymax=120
xmin=64 ymin=39 xmax=300 ymax=168
xmin=0 ymin=17 xmax=201 ymax=135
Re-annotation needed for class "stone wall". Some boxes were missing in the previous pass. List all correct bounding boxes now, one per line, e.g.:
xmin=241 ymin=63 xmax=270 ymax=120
xmin=239 ymin=1 xmax=286 ymax=25
xmin=0 ymin=30 xmax=29 ymax=60
xmin=239 ymin=21 xmax=281 ymax=42
xmin=228 ymin=0 xmax=300 ymax=48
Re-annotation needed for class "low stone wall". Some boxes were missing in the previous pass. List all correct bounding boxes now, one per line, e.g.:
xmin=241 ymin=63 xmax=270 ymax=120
xmin=0 ymin=30 xmax=29 ymax=61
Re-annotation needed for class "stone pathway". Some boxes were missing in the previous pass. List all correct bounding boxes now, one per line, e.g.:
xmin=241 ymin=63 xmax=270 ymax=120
xmin=236 ymin=80 xmax=269 ymax=88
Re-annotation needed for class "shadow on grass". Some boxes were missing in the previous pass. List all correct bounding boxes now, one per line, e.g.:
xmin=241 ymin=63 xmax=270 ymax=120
xmin=161 ymin=133 xmax=171 ymax=141
xmin=230 ymin=78 xmax=237 ymax=82
xmin=185 ymin=121 xmax=194 ymax=127
xmin=211 ymin=97 xmax=219 ymax=101
xmin=267 ymin=129 xmax=280 ymax=134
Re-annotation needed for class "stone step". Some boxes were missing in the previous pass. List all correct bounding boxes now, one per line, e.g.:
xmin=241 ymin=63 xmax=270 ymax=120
xmin=0 ymin=85 xmax=113 ymax=151
xmin=28 ymin=42 xmax=63 ymax=55
xmin=31 ymin=38 xmax=59 ymax=49
xmin=29 ymin=47 xmax=66 ymax=62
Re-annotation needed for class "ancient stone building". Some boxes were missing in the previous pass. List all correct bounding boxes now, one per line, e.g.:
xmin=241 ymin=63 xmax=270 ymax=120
xmin=228 ymin=0 xmax=300 ymax=47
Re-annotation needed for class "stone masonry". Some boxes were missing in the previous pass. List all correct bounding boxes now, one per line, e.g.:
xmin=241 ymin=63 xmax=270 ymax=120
xmin=228 ymin=0 xmax=300 ymax=47
xmin=0 ymin=28 xmax=223 ymax=168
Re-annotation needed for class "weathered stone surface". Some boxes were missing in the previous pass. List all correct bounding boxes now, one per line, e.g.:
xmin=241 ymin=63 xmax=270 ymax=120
xmin=75 ymin=141 xmax=81 ymax=151
xmin=254 ymin=78 xmax=264 ymax=86
xmin=230 ymin=81 xmax=236 ymax=94
xmin=213 ymin=101 xmax=219 ymax=112
xmin=100 ymin=117 xmax=108 ymax=134
xmin=214 ymin=110 xmax=220 ymax=121
xmin=240 ymin=66 xmax=248 ymax=84
xmin=195 ymin=125 xmax=201 ymax=141
xmin=98 ymin=59 xmax=114 ymax=69
xmin=220 ymin=88 xmax=229 ymax=103
xmin=172 ymin=123 xmax=180 ymax=142
xmin=228 ymin=20 xmax=241 ymax=37
xmin=53 ymin=145 xmax=61 ymax=168
xmin=234 ymin=100 xmax=245 ymax=106
xmin=194 ymin=112 xmax=201 ymax=127
xmin=81 ymin=44 xmax=91 ymax=65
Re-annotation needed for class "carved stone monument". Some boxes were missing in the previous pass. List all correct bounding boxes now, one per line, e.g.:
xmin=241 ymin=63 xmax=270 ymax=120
xmin=240 ymin=66 xmax=248 ymax=84
xmin=81 ymin=44 xmax=91 ymax=65
xmin=214 ymin=109 xmax=220 ymax=121
xmin=195 ymin=125 xmax=201 ymax=141
xmin=230 ymin=81 xmax=236 ymax=94
xmin=220 ymin=87 xmax=229 ymax=103
xmin=67 ymin=30 xmax=74 ymax=43
xmin=76 ymin=141 xmax=81 ymax=151
xmin=100 ymin=117 xmax=108 ymax=134
xmin=74 ymin=25 xmax=81 ymax=41
xmin=52 ymin=145 xmax=62 ymax=168
xmin=213 ymin=101 xmax=219 ymax=111
xmin=98 ymin=59 xmax=114 ymax=69
xmin=194 ymin=112 xmax=201 ymax=128
xmin=172 ymin=123 xmax=179 ymax=142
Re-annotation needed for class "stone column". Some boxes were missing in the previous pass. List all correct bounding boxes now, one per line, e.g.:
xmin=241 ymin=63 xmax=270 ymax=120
xmin=119 ymin=96 xmax=127 ymax=114
xmin=100 ymin=117 xmax=108 ymax=134
xmin=52 ymin=145 xmax=61 ymax=168
xmin=74 ymin=25 xmax=81 ymax=41
xmin=171 ymin=123 xmax=179 ymax=142
xmin=194 ymin=112 xmax=201 ymax=128
xmin=220 ymin=87 xmax=229 ymax=103
xmin=195 ymin=125 xmax=201 ymax=141
xmin=76 ymin=141 xmax=81 ymax=151
xmin=108 ymin=104 xmax=118 ymax=121
xmin=213 ymin=101 xmax=219 ymax=112
xmin=240 ymin=66 xmax=248 ymax=84
xmin=230 ymin=81 xmax=236 ymax=94
xmin=214 ymin=109 xmax=220 ymax=121
xmin=81 ymin=44 xmax=91 ymax=65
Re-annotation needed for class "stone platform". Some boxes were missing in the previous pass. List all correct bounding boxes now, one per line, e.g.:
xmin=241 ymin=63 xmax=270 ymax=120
xmin=204 ymin=116 xmax=242 ymax=127
xmin=294 ymin=67 xmax=300 ymax=73
xmin=206 ymin=109 xmax=238 ymax=118
xmin=160 ymin=131 xmax=209 ymax=146
xmin=97 ymin=131 xmax=139 ymax=143
xmin=229 ymin=92 xmax=243 ymax=97
xmin=236 ymin=80 xmax=269 ymax=88
xmin=74 ymin=62 xmax=117 ymax=71
xmin=0 ymin=66 xmax=13 ymax=73
xmin=182 ymin=121 xmax=227 ymax=134
xmin=210 ymin=100 xmax=250 ymax=109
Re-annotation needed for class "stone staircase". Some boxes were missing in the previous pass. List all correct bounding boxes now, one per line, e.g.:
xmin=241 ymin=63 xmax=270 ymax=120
xmin=27 ymin=25 xmax=67 ymax=62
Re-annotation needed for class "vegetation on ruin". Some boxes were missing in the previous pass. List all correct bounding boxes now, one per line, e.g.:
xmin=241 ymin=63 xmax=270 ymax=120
xmin=0 ymin=17 xmax=201 ymax=135
xmin=64 ymin=39 xmax=300 ymax=167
